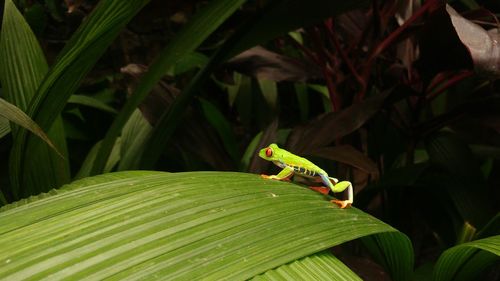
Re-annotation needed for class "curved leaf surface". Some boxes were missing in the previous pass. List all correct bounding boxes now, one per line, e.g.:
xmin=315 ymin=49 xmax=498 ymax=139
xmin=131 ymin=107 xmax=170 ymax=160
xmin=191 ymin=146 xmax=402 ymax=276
xmin=0 ymin=98 xmax=58 ymax=155
xmin=253 ymin=251 xmax=362 ymax=281
xmin=433 ymin=235 xmax=500 ymax=281
xmin=0 ymin=172 xmax=412 ymax=280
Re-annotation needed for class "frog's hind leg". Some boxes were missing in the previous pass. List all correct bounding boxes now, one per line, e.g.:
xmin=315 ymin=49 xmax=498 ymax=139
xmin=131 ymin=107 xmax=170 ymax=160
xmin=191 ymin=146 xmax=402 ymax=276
xmin=308 ymin=186 xmax=330 ymax=195
xmin=307 ymin=175 xmax=334 ymax=195
xmin=330 ymin=181 xmax=353 ymax=209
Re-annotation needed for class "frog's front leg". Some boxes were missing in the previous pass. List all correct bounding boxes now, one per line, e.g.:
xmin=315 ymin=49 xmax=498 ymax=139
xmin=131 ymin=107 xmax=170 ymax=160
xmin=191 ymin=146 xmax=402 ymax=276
xmin=261 ymin=166 xmax=294 ymax=181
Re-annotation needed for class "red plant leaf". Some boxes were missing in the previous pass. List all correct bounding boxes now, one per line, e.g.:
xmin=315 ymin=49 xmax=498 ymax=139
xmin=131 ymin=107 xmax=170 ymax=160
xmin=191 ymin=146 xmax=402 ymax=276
xmin=310 ymin=145 xmax=378 ymax=176
xmin=227 ymin=46 xmax=322 ymax=82
xmin=446 ymin=5 xmax=500 ymax=77
xmin=287 ymin=91 xmax=390 ymax=154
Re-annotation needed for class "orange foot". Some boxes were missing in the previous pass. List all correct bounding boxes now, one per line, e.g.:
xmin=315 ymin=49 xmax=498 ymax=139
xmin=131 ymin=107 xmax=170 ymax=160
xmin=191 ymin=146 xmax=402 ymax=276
xmin=309 ymin=186 xmax=330 ymax=195
xmin=331 ymin=199 xmax=352 ymax=209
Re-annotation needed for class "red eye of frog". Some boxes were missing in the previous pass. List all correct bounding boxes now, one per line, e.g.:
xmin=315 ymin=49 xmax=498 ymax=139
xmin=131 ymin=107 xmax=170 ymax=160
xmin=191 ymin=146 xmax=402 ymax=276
xmin=265 ymin=148 xmax=273 ymax=157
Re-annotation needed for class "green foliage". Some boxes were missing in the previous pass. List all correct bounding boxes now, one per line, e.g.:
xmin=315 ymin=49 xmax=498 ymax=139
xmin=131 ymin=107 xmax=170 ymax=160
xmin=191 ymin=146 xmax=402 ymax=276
xmin=433 ymin=235 xmax=500 ymax=281
xmin=0 ymin=0 xmax=499 ymax=279
xmin=0 ymin=0 xmax=69 ymax=198
xmin=91 ymin=0 xmax=250 ymax=174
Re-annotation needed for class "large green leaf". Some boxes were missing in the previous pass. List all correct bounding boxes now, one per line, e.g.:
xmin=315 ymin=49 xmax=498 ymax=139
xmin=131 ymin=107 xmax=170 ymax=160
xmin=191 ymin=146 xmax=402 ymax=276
xmin=0 ymin=0 xmax=69 ymax=198
xmin=9 ymin=0 xmax=150 ymax=195
xmin=0 ymin=172 xmax=412 ymax=280
xmin=433 ymin=235 xmax=500 ymax=281
xmin=252 ymin=251 xmax=362 ymax=280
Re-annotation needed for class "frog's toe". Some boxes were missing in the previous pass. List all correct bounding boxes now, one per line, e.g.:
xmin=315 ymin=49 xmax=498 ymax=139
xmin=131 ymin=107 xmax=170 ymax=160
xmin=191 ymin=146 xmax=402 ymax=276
xmin=331 ymin=199 xmax=352 ymax=209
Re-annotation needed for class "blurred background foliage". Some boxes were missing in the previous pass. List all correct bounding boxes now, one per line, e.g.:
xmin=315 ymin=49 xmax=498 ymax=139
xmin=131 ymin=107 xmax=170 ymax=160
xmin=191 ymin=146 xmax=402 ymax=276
xmin=0 ymin=0 xmax=499 ymax=279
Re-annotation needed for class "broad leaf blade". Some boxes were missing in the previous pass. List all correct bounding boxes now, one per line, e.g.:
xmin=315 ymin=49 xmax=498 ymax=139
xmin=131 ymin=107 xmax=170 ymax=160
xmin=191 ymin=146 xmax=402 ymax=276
xmin=433 ymin=235 xmax=500 ymax=281
xmin=10 ymin=0 xmax=150 ymax=194
xmin=0 ymin=172 xmax=412 ymax=280
xmin=0 ymin=0 xmax=69 ymax=197
xmin=253 ymin=251 xmax=362 ymax=280
xmin=362 ymin=232 xmax=414 ymax=281
xmin=0 ymin=0 xmax=47 ymax=110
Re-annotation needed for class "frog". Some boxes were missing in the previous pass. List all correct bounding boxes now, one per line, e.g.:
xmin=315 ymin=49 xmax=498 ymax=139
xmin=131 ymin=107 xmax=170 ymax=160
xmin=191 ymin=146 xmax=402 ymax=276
xmin=259 ymin=143 xmax=353 ymax=208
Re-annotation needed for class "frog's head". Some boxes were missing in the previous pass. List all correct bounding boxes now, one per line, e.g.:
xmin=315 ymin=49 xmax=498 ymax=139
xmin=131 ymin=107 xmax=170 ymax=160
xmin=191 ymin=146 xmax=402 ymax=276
xmin=259 ymin=143 xmax=280 ymax=161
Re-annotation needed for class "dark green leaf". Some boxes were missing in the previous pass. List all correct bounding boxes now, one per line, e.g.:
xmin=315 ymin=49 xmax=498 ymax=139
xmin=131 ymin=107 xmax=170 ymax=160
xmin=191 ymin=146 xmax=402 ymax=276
xmin=167 ymin=52 xmax=209 ymax=76
xmin=433 ymin=235 xmax=500 ymax=281
xmin=0 ymin=0 xmax=69 ymax=197
xmin=199 ymin=98 xmax=239 ymax=163
xmin=426 ymin=131 xmax=495 ymax=228
xmin=0 ymin=116 xmax=10 ymax=139
xmin=75 ymin=139 xmax=121 ymax=179
xmin=477 ymin=213 xmax=500 ymax=239
xmin=68 ymin=94 xmax=118 ymax=114
xmin=117 ymin=109 xmax=152 ymax=171
xmin=362 ymin=232 xmax=414 ymax=281
xmin=10 ymin=0 xmax=150 ymax=194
